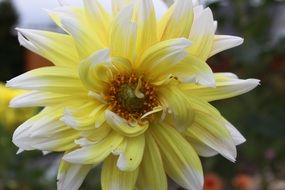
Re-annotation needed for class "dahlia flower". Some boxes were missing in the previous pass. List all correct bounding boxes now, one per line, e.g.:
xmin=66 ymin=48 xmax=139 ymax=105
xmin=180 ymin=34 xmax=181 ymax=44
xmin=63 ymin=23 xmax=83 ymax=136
xmin=7 ymin=0 xmax=259 ymax=189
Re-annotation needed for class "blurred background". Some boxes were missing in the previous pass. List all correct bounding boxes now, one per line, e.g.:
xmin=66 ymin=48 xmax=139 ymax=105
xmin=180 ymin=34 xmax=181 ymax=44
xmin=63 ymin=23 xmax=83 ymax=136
xmin=0 ymin=0 xmax=285 ymax=189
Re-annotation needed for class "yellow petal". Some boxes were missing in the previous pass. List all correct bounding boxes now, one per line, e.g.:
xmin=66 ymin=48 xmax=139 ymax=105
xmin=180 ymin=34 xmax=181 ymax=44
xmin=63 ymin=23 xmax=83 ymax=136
xmin=101 ymin=155 xmax=138 ymax=190
xmin=158 ymin=0 xmax=193 ymax=40
xmin=181 ymin=72 xmax=260 ymax=101
xmin=80 ymin=123 xmax=111 ymax=143
xmin=116 ymin=134 xmax=145 ymax=171
xmin=83 ymin=0 xmax=111 ymax=46
xmin=10 ymin=91 xmax=83 ymax=108
xmin=61 ymin=103 xmax=107 ymax=131
xmin=151 ymin=123 xmax=203 ymax=190
xmin=159 ymin=86 xmax=194 ymax=132
xmin=57 ymin=160 xmax=93 ymax=190
xmin=47 ymin=6 xmax=103 ymax=59
xmin=137 ymin=131 xmax=167 ymax=190
xmin=13 ymin=106 xmax=80 ymax=152
xmin=134 ymin=0 xmax=158 ymax=54
xmin=185 ymin=110 xmax=237 ymax=162
xmin=63 ymin=131 xmax=124 ymax=164
xmin=111 ymin=56 xmax=133 ymax=75
xmin=136 ymin=38 xmax=191 ymax=78
xmin=188 ymin=8 xmax=215 ymax=61
xmin=110 ymin=5 xmax=137 ymax=62
xmin=105 ymin=110 xmax=149 ymax=137
xmin=111 ymin=0 xmax=132 ymax=16
xmin=152 ymin=54 xmax=215 ymax=87
xmin=17 ymin=28 xmax=79 ymax=68
xmin=6 ymin=67 xmax=85 ymax=94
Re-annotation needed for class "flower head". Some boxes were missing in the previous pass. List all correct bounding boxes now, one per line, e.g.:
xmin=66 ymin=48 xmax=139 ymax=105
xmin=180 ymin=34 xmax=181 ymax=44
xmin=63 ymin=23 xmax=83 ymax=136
xmin=7 ymin=0 xmax=260 ymax=189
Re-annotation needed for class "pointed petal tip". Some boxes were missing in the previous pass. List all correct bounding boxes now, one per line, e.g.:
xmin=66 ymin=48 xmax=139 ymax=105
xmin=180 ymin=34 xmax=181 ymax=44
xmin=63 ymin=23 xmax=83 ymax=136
xmin=16 ymin=149 xmax=24 ymax=155
xmin=5 ymin=80 xmax=13 ymax=87
xmin=62 ymin=153 xmax=75 ymax=163
xmin=247 ymin=78 xmax=261 ymax=89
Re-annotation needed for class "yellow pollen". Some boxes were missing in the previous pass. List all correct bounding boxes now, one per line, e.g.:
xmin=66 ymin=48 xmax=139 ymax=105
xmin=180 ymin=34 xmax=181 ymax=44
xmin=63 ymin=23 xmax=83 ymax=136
xmin=105 ymin=73 xmax=159 ymax=121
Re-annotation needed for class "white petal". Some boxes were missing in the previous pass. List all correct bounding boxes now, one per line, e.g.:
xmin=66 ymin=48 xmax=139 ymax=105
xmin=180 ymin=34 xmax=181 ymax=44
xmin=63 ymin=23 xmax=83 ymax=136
xmin=186 ymin=137 xmax=218 ymax=157
xmin=224 ymin=119 xmax=246 ymax=145
xmin=16 ymin=28 xmax=79 ymax=68
xmin=182 ymin=73 xmax=260 ymax=102
xmin=57 ymin=160 xmax=93 ymax=190
xmin=13 ymin=107 xmax=79 ymax=152
xmin=10 ymin=91 xmax=77 ymax=108
xmin=209 ymin=35 xmax=244 ymax=57
xmin=6 ymin=67 xmax=85 ymax=94
xmin=63 ymin=131 xmax=124 ymax=164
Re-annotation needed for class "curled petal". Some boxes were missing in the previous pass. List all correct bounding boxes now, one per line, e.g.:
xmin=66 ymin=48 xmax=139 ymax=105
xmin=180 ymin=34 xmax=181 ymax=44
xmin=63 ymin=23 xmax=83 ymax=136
xmin=79 ymin=49 xmax=113 ymax=92
xmin=105 ymin=110 xmax=149 ymax=137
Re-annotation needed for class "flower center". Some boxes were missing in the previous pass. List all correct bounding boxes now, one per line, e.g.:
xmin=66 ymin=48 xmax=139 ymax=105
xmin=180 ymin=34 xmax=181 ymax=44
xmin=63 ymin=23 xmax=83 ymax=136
xmin=105 ymin=73 xmax=158 ymax=121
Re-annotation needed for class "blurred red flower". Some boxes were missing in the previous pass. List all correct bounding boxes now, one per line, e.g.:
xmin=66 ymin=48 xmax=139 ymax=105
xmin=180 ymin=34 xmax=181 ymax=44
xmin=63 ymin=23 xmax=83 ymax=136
xmin=232 ymin=174 xmax=254 ymax=190
xmin=204 ymin=173 xmax=223 ymax=190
